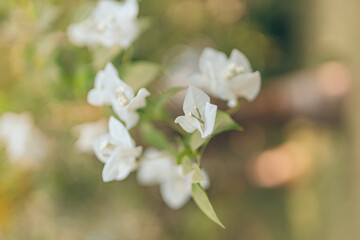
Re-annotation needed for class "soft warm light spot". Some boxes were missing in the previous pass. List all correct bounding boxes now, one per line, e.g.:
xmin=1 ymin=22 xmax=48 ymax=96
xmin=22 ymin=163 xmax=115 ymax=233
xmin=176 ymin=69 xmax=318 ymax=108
xmin=316 ymin=61 xmax=352 ymax=97
xmin=251 ymin=142 xmax=311 ymax=188
xmin=206 ymin=0 xmax=245 ymax=24
xmin=252 ymin=147 xmax=294 ymax=187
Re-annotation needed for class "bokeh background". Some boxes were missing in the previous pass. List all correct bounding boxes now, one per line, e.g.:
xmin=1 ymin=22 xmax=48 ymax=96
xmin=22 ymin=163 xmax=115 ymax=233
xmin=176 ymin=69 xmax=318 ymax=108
xmin=1 ymin=0 xmax=360 ymax=239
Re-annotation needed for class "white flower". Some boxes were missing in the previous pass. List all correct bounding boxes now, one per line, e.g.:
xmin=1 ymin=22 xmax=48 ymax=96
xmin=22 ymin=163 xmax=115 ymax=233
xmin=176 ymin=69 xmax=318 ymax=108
xmin=137 ymin=148 xmax=210 ymax=209
xmin=93 ymin=116 xmax=142 ymax=182
xmin=190 ymin=47 xmax=261 ymax=108
xmin=67 ymin=0 xmax=139 ymax=48
xmin=0 ymin=112 xmax=49 ymax=164
xmin=87 ymin=62 xmax=150 ymax=129
xmin=159 ymin=165 xmax=193 ymax=210
xmin=175 ymin=86 xmax=217 ymax=138
xmin=72 ymin=119 xmax=107 ymax=153
xmin=137 ymin=148 xmax=174 ymax=185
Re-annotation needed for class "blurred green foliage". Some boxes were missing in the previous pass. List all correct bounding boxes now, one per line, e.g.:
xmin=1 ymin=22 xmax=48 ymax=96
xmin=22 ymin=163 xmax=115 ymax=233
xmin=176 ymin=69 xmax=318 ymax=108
xmin=0 ymin=0 xmax=355 ymax=239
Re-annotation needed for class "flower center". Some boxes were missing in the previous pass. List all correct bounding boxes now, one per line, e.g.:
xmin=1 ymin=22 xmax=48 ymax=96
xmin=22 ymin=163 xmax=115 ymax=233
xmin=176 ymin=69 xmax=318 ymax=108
xmin=99 ymin=139 xmax=116 ymax=159
xmin=115 ymin=87 xmax=130 ymax=107
xmin=189 ymin=106 xmax=205 ymax=126
xmin=224 ymin=63 xmax=245 ymax=80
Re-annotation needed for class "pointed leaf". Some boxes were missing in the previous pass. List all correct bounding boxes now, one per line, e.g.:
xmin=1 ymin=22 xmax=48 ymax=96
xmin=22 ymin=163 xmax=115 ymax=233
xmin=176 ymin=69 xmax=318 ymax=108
xmin=192 ymin=163 xmax=206 ymax=183
xmin=150 ymin=87 xmax=184 ymax=109
xmin=213 ymin=110 xmax=243 ymax=135
xmin=145 ymin=87 xmax=184 ymax=121
xmin=181 ymin=156 xmax=193 ymax=175
xmin=188 ymin=131 xmax=206 ymax=150
xmin=121 ymin=61 xmax=161 ymax=92
xmin=92 ymin=46 xmax=122 ymax=69
xmin=139 ymin=122 xmax=175 ymax=154
xmin=191 ymin=183 xmax=225 ymax=229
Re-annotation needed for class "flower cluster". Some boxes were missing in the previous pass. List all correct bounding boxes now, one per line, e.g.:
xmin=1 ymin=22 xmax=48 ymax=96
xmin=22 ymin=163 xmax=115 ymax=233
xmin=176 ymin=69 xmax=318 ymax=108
xmin=87 ymin=62 xmax=150 ymax=129
xmin=190 ymin=48 xmax=261 ymax=107
xmin=69 ymin=0 xmax=262 ymax=227
xmin=67 ymin=0 xmax=139 ymax=48
xmin=137 ymin=148 xmax=209 ymax=209
xmin=87 ymin=62 xmax=214 ymax=208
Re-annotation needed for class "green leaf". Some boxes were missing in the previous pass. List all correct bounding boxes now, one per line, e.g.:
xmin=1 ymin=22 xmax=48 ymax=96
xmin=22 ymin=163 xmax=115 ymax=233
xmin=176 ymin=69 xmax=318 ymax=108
xmin=146 ymin=87 xmax=184 ymax=121
xmin=191 ymin=183 xmax=225 ymax=229
xmin=12 ymin=0 xmax=36 ymax=18
xmin=213 ymin=110 xmax=243 ymax=135
xmin=187 ymin=110 xmax=242 ymax=151
xmin=122 ymin=61 xmax=161 ymax=92
xmin=150 ymin=87 xmax=184 ymax=108
xmin=192 ymin=163 xmax=206 ymax=183
xmin=92 ymin=46 xmax=122 ymax=69
xmin=188 ymin=131 xmax=206 ymax=151
xmin=181 ymin=156 xmax=193 ymax=175
xmin=139 ymin=122 xmax=175 ymax=154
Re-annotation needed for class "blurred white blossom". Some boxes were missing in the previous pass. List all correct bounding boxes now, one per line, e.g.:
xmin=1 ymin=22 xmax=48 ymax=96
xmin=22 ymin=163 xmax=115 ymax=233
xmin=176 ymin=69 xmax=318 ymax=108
xmin=0 ymin=112 xmax=49 ymax=164
xmin=93 ymin=116 xmax=142 ymax=182
xmin=67 ymin=0 xmax=139 ymax=48
xmin=72 ymin=119 xmax=107 ymax=153
xmin=175 ymin=86 xmax=217 ymax=138
xmin=87 ymin=62 xmax=150 ymax=129
xmin=164 ymin=47 xmax=201 ymax=88
xmin=137 ymin=148 xmax=209 ymax=209
xmin=190 ymin=47 xmax=261 ymax=107
xmin=137 ymin=148 xmax=174 ymax=185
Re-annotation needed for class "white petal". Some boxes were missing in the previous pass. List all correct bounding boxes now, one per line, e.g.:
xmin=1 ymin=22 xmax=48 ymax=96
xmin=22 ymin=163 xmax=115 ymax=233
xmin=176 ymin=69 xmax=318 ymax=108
xmin=114 ymin=145 xmax=142 ymax=159
xmin=115 ymin=157 xmax=136 ymax=181
xmin=199 ymin=48 xmax=227 ymax=75
xmin=142 ymin=147 xmax=162 ymax=158
xmin=102 ymin=153 xmax=136 ymax=182
xmin=118 ymin=21 xmax=139 ymax=48
xmin=87 ymin=89 xmax=111 ymax=106
xmin=231 ymin=71 xmax=261 ymax=101
xmin=229 ymin=49 xmax=253 ymax=72
xmin=94 ymin=65 xmax=119 ymax=91
xmin=67 ymin=23 xmax=89 ymax=46
xmin=127 ymin=88 xmax=150 ymax=111
xmin=92 ymin=134 xmax=113 ymax=163
xmin=174 ymin=116 xmax=199 ymax=133
xmin=108 ymin=116 xmax=134 ymax=146
xmin=137 ymin=150 xmax=174 ymax=185
xmin=73 ymin=119 xmax=107 ymax=153
xmin=202 ymin=102 xmax=217 ymax=138
xmin=160 ymin=168 xmax=192 ymax=209
xmin=121 ymin=0 xmax=139 ymax=19
xmin=115 ymin=109 xmax=139 ymax=130
xmin=183 ymin=86 xmax=210 ymax=116
xmin=104 ymin=62 xmax=119 ymax=79
xmin=188 ymin=73 xmax=208 ymax=89
xmin=102 ymin=154 xmax=120 ymax=182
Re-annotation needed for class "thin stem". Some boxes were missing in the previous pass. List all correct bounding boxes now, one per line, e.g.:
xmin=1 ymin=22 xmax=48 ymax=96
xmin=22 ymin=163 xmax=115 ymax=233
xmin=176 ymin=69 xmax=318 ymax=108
xmin=197 ymin=136 xmax=211 ymax=168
